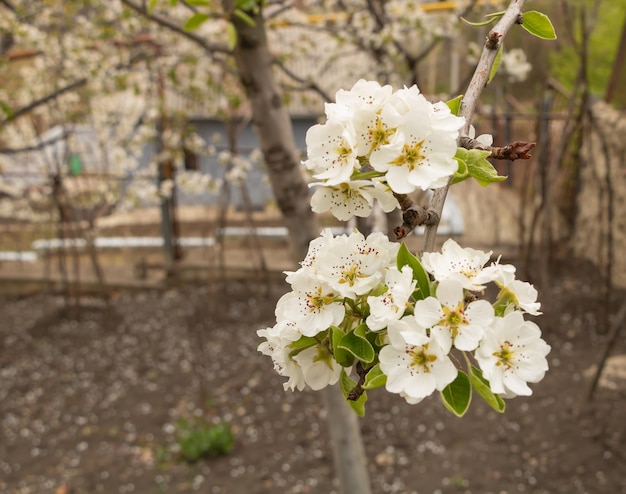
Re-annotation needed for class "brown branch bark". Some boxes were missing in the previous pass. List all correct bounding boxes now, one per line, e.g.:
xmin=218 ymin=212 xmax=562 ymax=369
xmin=421 ymin=0 xmax=527 ymax=253
xmin=392 ymin=192 xmax=439 ymax=240
xmin=120 ymin=0 xmax=230 ymax=55
xmin=0 ymin=78 xmax=87 ymax=128
xmin=459 ymin=136 xmax=536 ymax=160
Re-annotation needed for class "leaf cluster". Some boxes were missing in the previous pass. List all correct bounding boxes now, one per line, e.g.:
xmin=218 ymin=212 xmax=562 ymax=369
xmin=176 ymin=419 xmax=234 ymax=462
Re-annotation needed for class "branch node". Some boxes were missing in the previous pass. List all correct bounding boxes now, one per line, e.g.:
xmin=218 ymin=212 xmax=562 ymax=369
xmin=486 ymin=31 xmax=502 ymax=49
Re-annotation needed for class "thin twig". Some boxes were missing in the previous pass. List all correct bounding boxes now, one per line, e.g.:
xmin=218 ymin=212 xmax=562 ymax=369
xmin=422 ymin=0 xmax=526 ymax=253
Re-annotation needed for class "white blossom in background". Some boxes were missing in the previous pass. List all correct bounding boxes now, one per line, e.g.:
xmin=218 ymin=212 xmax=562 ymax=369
xmin=501 ymin=48 xmax=533 ymax=83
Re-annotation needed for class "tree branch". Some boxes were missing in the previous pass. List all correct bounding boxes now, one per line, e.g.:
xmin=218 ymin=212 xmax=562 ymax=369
xmin=459 ymin=136 xmax=536 ymax=160
xmin=421 ymin=0 xmax=527 ymax=253
xmin=392 ymin=192 xmax=439 ymax=240
xmin=0 ymin=78 xmax=88 ymax=128
xmin=120 ymin=0 xmax=231 ymax=55
xmin=273 ymin=58 xmax=334 ymax=103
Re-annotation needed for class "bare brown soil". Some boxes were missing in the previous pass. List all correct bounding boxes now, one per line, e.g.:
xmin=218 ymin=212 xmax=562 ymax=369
xmin=0 ymin=257 xmax=625 ymax=494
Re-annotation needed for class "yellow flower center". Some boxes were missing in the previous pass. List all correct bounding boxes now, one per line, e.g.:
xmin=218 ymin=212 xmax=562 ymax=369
xmin=494 ymin=342 xmax=515 ymax=369
xmin=368 ymin=117 xmax=396 ymax=153
xmin=409 ymin=343 xmax=437 ymax=372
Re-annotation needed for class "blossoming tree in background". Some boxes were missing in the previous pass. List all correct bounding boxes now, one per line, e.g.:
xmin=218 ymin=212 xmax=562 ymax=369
xmin=258 ymin=2 xmax=557 ymax=418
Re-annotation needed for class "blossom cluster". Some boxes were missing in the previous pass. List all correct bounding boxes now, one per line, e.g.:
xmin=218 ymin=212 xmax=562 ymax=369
xmin=303 ymin=80 xmax=465 ymax=221
xmin=258 ymin=230 xmax=550 ymax=409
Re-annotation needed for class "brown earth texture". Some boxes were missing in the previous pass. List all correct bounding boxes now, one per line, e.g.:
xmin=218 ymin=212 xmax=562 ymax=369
xmin=0 ymin=256 xmax=625 ymax=494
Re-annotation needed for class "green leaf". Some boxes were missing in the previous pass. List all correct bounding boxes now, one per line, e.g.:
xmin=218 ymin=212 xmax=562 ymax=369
xmin=440 ymin=371 xmax=471 ymax=417
xmin=0 ymin=100 xmax=13 ymax=119
xmin=339 ymin=369 xmax=367 ymax=416
xmin=235 ymin=0 xmax=258 ymax=10
xmin=468 ymin=365 xmax=506 ymax=413
xmin=397 ymin=243 xmax=431 ymax=300
xmin=288 ymin=335 xmax=318 ymax=358
xmin=521 ymin=11 xmax=557 ymax=40
xmin=456 ymin=148 xmax=507 ymax=186
xmin=147 ymin=0 xmax=158 ymax=14
xmin=488 ymin=44 xmax=503 ymax=84
xmin=362 ymin=363 xmax=387 ymax=390
xmin=445 ymin=95 xmax=463 ymax=116
xmin=460 ymin=15 xmax=499 ymax=27
xmin=451 ymin=155 xmax=469 ymax=185
xmin=185 ymin=0 xmax=211 ymax=5
xmin=184 ymin=13 xmax=210 ymax=32
xmin=338 ymin=326 xmax=375 ymax=364
xmin=331 ymin=326 xmax=355 ymax=367
xmin=233 ymin=8 xmax=256 ymax=26
xmin=169 ymin=0 xmax=179 ymax=5
xmin=226 ymin=22 xmax=237 ymax=50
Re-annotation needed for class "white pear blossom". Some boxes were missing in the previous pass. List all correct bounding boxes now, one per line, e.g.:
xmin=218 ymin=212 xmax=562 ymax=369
xmin=413 ymin=279 xmax=494 ymax=352
xmin=366 ymin=265 xmax=416 ymax=331
xmin=326 ymin=79 xmax=393 ymax=124
xmin=303 ymin=120 xmax=360 ymax=185
xmin=257 ymin=322 xmax=305 ymax=392
xmin=315 ymin=230 xmax=399 ymax=299
xmin=481 ymin=262 xmax=542 ymax=315
xmin=276 ymin=273 xmax=345 ymax=337
xmin=309 ymin=179 xmax=399 ymax=221
xmin=475 ymin=311 xmax=551 ymax=398
xmin=421 ymin=238 xmax=494 ymax=290
xmin=293 ymin=346 xmax=343 ymax=391
xmin=469 ymin=124 xmax=494 ymax=148
xmin=379 ymin=316 xmax=458 ymax=404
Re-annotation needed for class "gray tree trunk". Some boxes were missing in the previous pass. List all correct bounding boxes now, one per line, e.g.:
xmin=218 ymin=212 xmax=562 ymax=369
xmin=225 ymin=4 xmax=372 ymax=493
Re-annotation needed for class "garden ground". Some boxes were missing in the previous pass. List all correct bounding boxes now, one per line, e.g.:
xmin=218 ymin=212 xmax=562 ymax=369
xmin=0 ymin=253 xmax=625 ymax=494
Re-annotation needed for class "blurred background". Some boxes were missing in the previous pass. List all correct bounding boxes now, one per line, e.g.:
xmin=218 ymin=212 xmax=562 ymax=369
xmin=0 ymin=1 xmax=625 ymax=493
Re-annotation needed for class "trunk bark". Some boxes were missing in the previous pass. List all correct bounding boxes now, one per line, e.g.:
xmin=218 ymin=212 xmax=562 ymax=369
xmin=225 ymin=4 xmax=372 ymax=493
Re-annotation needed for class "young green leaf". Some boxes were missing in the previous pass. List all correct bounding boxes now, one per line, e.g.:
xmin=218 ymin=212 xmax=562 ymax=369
xmin=147 ymin=0 xmax=158 ymax=14
xmin=456 ymin=148 xmax=507 ymax=186
xmin=185 ymin=0 xmax=212 ymax=5
xmin=226 ymin=22 xmax=237 ymax=50
xmin=521 ymin=11 xmax=557 ymax=40
xmin=440 ymin=371 xmax=472 ymax=417
xmin=233 ymin=8 xmax=256 ymax=26
xmin=446 ymin=95 xmax=463 ymax=116
xmin=469 ymin=365 xmax=506 ymax=412
xmin=460 ymin=16 xmax=499 ymax=27
xmin=235 ymin=0 xmax=258 ymax=11
xmin=340 ymin=369 xmax=368 ymax=416
xmin=338 ymin=328 xmax=375 ymax=364
xmin=331 ymin=326 xmax=355 ymax=367
xmin=451 ymin=155 xmax=469 ymax=185
xmin=397 ymin=243 xmax=431 ymax=300
xmin=0 ymin=100 xmax=13 ymax=119
xmin=488 ymin=44 xmax=504 ymax=85
xmin=184 ymin=13 xmax=210 ymax=32
xmin=362 ymin=363 xmax=387 ymax=390
xmin=288 ymin=335 xmax=318 ymax=358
